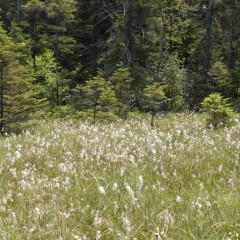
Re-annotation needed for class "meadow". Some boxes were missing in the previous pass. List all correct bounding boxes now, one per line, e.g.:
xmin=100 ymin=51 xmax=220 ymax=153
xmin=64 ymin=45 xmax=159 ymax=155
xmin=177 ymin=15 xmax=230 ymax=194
xmin=0 ymin=114 xmax=239 ymax=239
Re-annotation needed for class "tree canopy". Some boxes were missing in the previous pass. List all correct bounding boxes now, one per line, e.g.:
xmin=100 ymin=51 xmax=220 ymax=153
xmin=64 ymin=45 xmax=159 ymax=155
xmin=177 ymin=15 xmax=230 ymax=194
xmin=0 ymin=0 xmax=240 ymax=131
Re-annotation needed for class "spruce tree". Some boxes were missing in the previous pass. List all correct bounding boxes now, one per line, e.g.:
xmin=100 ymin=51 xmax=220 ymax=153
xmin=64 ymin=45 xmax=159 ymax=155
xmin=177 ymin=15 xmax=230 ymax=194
xmin=21 ymin=0 xmax=46 ymax=71
xmin=143 ymin=82 xmax=167 ymax=127
xmin=35 ymin=49 xmax=71 ymax=108
xmin=109 ymin=63 xmax=135 ymax=117
xmin=81 ymin=73 xmax=117 ymax=124
xmin=44 ymin=0 xmax=77 ymax=105
xmin=0 ymin=23 xmax=39 ymax=133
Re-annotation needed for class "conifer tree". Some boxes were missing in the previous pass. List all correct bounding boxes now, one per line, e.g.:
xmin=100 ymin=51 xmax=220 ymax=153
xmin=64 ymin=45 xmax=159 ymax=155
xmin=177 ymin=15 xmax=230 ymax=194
xmin=35 ymin=49 xmax=71 ymax=108
xmin=1 ymin=0 xmax=240 ymax=115
xmin=82 ymin=74 xmax=117 ymax=124
xmin=0 ymin=23 xmax=39 ymax=133
xmin=160 ymin=55 xmax=188 ymax=111
xmin=109 ymin=63 xmax=135 ymax=117
xmin=45 ymin=0 xmax=77 ymax=105
xmin=0 ymin=0 xmax=26 ymax=27
xmin=145 ymin=0 xmax=190 ymax=77
xmin=22 ymin=0 xmax=46 ymax=71
xmin=209 ymin=61 xmax=231 ymax=96
xmin=143 ymin=82 xmax=167 ymax=127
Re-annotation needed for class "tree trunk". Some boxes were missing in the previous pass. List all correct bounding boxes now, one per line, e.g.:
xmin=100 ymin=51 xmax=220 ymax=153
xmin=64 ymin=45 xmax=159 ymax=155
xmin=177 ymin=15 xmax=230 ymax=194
xmin=234 ymin=39 xmax=240 ymax=98
xmin=32 ymin=52 xmax=36 ymax=72
xmin=228 ymin=0 xmax=236 ymax=69
xmin=202 ymin=0 xmax=213 ymax=86
xmin=93 ymin=99 xmax=97 ymax=125
xmin=124 ymin=0 xmax=132 ymax=66
xmin=0 ymin=64 xmax=4 ymax=135
xmin=156 ymin=2 xmax=165 ymax=76
xmin=55 ymin=0 xmax=60 ymax=106
xmin=150 ymin=111 xmax=155 ymax=128
xmin=156 ymin=22 xmax=165 ymax=75
xmin=17 ymin=0 xmax=20 ymax=23
xmin=56 ymin=26 xmax=60 ymax=106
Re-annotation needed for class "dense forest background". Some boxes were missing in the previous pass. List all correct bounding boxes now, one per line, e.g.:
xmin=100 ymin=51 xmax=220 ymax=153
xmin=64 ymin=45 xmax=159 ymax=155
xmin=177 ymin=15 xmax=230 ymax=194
xmin=0 ymin=0 xmax=240 ymax=132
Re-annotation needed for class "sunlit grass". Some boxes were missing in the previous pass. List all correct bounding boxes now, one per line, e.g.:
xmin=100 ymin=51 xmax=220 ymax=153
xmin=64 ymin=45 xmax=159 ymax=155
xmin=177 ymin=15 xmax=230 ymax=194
xmin=0 ymin=114 xmax=239 ymax=239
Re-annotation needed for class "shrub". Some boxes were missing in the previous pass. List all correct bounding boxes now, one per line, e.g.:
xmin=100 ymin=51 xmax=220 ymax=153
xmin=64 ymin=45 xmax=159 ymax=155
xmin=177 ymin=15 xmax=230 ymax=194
xmin=143 ymin=83 xmax=167 ymax=127
xmin=200 ymin=93 xmax=234 ymax=128
xmin=81 ymin=74 xmax=118 ymax=124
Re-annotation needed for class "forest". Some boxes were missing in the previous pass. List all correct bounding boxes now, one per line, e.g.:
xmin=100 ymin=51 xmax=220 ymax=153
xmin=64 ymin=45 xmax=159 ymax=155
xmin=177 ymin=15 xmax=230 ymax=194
xmin=0 ymin=0 xmax=240 ymax=132
xmin=1 ymin=1 xmax=240 ymax=238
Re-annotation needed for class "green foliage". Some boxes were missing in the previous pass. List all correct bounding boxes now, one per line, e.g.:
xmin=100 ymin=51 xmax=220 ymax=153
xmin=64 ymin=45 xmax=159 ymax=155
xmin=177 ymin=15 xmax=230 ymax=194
xmin=160 ymin=55 xmax=188 ymax=111
xmin=8 ymin=22 xmax=32 ymax=61
xmin=144 ymin=83 xmax=166 ymax=106
xmin=35 ymin=49 xmax=70 ymax=107
xmin=209 ymin=61 xmax=231 ymax=95
xmin=47 ymin=105 xmax=74 ymax=118
xmin=201 ymin=93 xmax=235 ymax=128
xmin=0 ymin=22 xmax=41 ymax=133
xmin=46 ymin=0 xmax=76 ymax=21
xmin=109 ymin=63 xmax=135 ymax=118
xmin=44 ymin=0 xmax=77 ymax=62
xmin=233 ymin=97 xmax=240 ymax=113
xmin=143 ymin=82 xmax=167 ymax=126
xmin=2 ymin=0 xmax=240 ymax=130
xmin=21 ymin=0 xmax=47 ymax=64
xmin=82 ymin=74 xmax=118 ymax=123
xmin=146 ymin=0 xmax=191 ymax=72
xmin=230 ymin=59 xmax=240 ymax=99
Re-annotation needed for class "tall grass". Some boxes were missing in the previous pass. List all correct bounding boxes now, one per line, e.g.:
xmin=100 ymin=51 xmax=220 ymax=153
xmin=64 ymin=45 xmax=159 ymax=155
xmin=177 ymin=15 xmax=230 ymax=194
xmin=0 ymin=114 xmax=239 ymax=239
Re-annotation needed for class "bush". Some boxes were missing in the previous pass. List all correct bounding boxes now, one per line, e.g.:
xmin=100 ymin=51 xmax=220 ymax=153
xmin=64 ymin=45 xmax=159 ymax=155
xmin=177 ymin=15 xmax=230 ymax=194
xmin=143 ymin=83 xmax=167 ymax=127
xmin=200 ymin=93 xmax=234 ymax=128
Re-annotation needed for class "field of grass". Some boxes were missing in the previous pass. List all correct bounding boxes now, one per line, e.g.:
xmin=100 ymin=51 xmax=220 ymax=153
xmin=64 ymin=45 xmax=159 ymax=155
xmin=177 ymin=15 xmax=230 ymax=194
xmin=0 ymin=114 xmax=239 ymax=239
